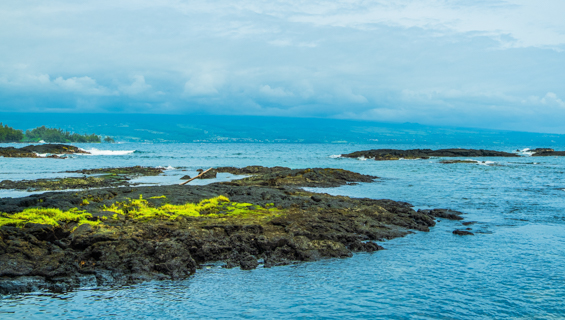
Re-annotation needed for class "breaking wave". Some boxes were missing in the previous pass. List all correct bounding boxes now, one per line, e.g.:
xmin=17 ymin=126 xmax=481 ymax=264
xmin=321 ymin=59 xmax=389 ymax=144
xmin=80 ymin=148 xmax=136 ymax=156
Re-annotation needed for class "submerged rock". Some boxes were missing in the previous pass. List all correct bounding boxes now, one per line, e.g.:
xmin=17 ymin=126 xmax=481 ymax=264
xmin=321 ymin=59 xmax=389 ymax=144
xmin=0 ymin=166 xmax=164 ymax=191
xmin=68 ymin=166 xmax=164 ymax=176
xmin=453 ymin=229 xmax=474 ymax=236
xmin=341 ymin=149 xmax=519 ymax=160
xmin=418 ymin=209 xmax=465 ymax=221
xmin=439 ymin=160 xmax=479 ymax=164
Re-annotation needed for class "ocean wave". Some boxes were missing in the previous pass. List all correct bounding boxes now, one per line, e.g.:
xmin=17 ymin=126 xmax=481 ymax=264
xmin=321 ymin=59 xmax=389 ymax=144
xmin=80 ymin=148 xmax=136 ymax=156
xmin=357 ymin=156 xmax=369 ymax=161
xmin=516 ymin=148 xmax=534 ymax=156
xmin=329 ymin=154 xmax=342 ymax=159
xmin=156 ymin=165 xmax=176 ymax=170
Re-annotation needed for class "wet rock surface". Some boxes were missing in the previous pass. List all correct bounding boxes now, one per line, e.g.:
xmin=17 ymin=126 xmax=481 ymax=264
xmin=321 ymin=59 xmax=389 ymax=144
xmin=341 ymin=149 xmax=519 ymax=160
xmin=196 ymin=169 xmax=217 ymax=179
xmin=67 ymin=166 xmax=164 ymax=176
xmin=439 ymin=160 xmax=479 ymax=164
xmin=0 ymin=169 xmax=466 ymax=294
xmin=216 ymin=166 xmax=377 ymax=188
xmin=0 ymin=144 xmax=89 ymax=158
xmin=0 ymin=166 xmax=164 ymax=191
xmin=530 ymin=148 xmax=565 ymax=156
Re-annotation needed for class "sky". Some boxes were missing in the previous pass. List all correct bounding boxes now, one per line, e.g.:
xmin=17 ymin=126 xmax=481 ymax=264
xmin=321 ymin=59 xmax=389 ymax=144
xmin=1 ymin=0 xmax=565 ymax=133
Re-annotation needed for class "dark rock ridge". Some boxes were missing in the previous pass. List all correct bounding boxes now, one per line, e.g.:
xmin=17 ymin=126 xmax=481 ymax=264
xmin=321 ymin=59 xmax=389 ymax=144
xmin=439 ymin=160 xmax=479 ymax=164
xmin=1 ymin=166 xmax=165 ymax=192
xmin=0 ymin=166 xmax=374 ymax=192
xmin=67 ymin=166 xmax=164 ymax=176
xmin=0 ymin=144 xmax=89 ymax=158
xmin=341 ymin=149 xmax=519 ymax=160
xmin=216 ymin=166 xmax=377 ymax=188
xmin=0 ymin=171 xmax=464 ymax=294
xmin=530 ymin=148 xmax=565 ymax=157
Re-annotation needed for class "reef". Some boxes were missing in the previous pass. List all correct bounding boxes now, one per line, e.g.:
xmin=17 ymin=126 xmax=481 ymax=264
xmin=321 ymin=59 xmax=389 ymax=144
xmin=529 ymin=148 xmax=565 ymax=157
xmin=0 ymin=167 xmax=466 ymax=294
xmin=0 ymin=166 xmax=164 ymax=192
xmin=340 ymin=149 xmax=519 ymax=160
xmin=0 ymin=144 xmax=89 ymax=158
xmin=215 ymin=166 xmax=377 ymax=188
xmin=67 ymin=166 xmax=164 ymax=176
xmin=439 ymin=160 xmax=480 ymax=164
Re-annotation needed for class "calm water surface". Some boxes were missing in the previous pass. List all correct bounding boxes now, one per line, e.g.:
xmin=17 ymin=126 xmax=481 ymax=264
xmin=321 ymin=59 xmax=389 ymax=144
xmin=0 ymin=143 xmax=564 ymax=319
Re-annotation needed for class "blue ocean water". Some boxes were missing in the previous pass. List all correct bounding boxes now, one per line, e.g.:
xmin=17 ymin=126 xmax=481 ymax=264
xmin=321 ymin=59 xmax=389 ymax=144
xmin=1 ymin=143 xmax=564 ymax=319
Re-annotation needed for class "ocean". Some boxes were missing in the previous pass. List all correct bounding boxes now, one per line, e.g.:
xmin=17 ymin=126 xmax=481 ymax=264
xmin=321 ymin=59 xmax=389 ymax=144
xmin=1 ymin=142 xmax=564 ymax=319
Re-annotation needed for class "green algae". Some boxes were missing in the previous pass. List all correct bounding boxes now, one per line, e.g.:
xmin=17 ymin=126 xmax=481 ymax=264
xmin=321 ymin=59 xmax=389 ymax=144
xmin=0 ymin=207 xmax=100 ymax=228
xmin=0 ymin=195 xmax=282 ymax=230
xmin=103 ymin=195 xmax=281 ymax=221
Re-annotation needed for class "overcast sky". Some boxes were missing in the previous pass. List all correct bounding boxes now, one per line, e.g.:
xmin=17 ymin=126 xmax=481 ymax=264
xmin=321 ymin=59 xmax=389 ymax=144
xmin=1 ymin=0 xmax=565 ymax=133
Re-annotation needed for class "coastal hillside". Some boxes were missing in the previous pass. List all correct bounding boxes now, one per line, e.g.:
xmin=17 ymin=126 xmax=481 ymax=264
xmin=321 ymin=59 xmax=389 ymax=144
xmin=0 ymin=123 xmax=109 ymax=143
xmin=1 ymin=113 xmax=564 ymax=145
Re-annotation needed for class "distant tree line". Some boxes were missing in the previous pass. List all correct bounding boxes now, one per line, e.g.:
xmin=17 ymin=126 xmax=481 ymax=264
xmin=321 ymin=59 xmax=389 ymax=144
xmin=0 ymin=123 xmax=114 ymax=143
xmin=0 ymin=123 xmax=24 ymax=142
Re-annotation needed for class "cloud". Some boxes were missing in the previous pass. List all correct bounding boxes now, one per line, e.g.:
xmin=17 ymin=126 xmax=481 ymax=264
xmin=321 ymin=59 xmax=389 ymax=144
xmin=259 ymin=85 xmax=293 ymax=97
xmin=540 ymin=92 xmax=565 ymax=108
xmin=0 ymin=1 xmax=565 ymax=132
xmin=120 ymin=75 xmax=151 ymax=95
xmin=525 ymin=92 xmax=565 ymax=108
xmin=183 ymin=72 xmax=224 ymax=96
xmin=53 ymin=76 xmax=113 ymax=95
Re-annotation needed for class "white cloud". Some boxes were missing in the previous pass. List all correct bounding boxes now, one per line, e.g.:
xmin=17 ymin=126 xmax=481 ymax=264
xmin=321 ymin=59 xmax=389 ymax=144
xmin=183 ymin=72 xmax=224 ymax=96
xmin=53 ymin=76 xmax=113 ymax=95
xmin=527 ymin=92 xmax=565 ymax=108
xmin=259 ymin=85 xmax=293 ymax=97
xmin=120 ymin=75 xmax=151 ymax=95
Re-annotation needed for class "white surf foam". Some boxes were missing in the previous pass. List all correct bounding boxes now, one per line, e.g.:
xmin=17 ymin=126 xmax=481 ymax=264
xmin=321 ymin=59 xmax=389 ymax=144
xmin=357 ymin=156 xmax=368 ymax=161
xmin=156 ymin=165 xmax=176 ymax=170
xmin=329 ymin=154 xmax=342 ymax=159
xmin=517 ymin=148 xmax=534 ymax=156
xmin=80 ymin=148 xmax=135 ymax=156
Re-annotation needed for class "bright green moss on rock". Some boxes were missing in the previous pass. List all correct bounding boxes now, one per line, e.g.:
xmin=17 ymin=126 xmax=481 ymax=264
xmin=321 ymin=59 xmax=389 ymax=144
xmin=102 ymin=195 xmax=281 ymax=221
xmin=0 ymin=207 xmax=100 ymax=228
xmin=0 ymin=195 xmax=281 ymax=229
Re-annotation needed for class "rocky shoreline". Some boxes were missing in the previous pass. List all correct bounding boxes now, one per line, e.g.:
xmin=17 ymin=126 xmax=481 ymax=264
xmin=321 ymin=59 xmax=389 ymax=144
xmin=0 ymin=166 xmax=469 ymax=295
xmin=0 ymin=166 xmax=164 ymax=192
xmin=528 ymin=148 xmax=565 ymax=156
xmin=341 ymin=148 xmax=519 ymax=160
xmin=0 ymin=144 xmax=89 ymax=158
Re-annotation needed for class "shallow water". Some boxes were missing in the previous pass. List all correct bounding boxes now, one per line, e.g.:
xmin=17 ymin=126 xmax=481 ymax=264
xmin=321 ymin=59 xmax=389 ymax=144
xmin=1 ymin=143 xmax=564 ymax=319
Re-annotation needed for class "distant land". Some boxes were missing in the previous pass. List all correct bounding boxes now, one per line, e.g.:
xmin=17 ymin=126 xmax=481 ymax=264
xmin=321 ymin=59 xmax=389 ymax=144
xmin=1 ymin=113 xmax=564 ymax=146
xmin=0 ymin=123 xmax=103 ymax=143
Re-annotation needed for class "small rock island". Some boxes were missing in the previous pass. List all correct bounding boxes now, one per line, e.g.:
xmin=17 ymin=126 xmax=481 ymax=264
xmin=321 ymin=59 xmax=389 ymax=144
xmin=340 ymin=148 xmax=519 ymax=160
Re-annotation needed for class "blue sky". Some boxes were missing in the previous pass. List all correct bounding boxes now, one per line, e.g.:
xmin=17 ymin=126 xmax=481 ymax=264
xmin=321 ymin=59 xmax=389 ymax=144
xmin=1 ymin=0 xmax=565 ymax=133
